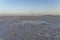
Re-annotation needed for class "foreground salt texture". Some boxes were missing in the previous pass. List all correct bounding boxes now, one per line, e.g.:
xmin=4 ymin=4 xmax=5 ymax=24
xmin=0 ymin=19 xmax=60 ymax=40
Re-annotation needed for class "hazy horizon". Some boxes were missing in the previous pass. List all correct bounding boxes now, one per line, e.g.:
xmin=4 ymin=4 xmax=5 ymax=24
xmin=0 ymin=0 xmax=60 ymax=15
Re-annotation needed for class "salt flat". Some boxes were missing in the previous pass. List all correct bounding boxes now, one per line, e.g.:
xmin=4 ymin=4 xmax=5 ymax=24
xmin=0 ymin=15 xmax=60 ymax=40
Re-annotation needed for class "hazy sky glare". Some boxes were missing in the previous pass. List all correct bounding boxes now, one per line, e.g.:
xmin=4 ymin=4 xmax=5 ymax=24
xmin=0 ymin=0 xmax=60 ymax=15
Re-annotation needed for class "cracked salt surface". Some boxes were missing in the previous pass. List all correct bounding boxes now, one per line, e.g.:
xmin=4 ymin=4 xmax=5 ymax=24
xmin=0 ymin=20 xmax=60 ymax=40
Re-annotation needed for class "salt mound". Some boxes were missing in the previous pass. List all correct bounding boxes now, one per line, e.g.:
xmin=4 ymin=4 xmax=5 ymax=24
xmin=21 ymin=20 xmax=49 ymax=26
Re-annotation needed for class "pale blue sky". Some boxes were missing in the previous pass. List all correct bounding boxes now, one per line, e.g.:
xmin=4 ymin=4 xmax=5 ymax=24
xmin=0 ymin=0 xmax=59 ymax=15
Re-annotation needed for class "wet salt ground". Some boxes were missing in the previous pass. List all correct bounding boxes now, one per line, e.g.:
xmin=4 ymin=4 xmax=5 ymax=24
xmin=0 ymin=19 xmax=60 ymax=40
